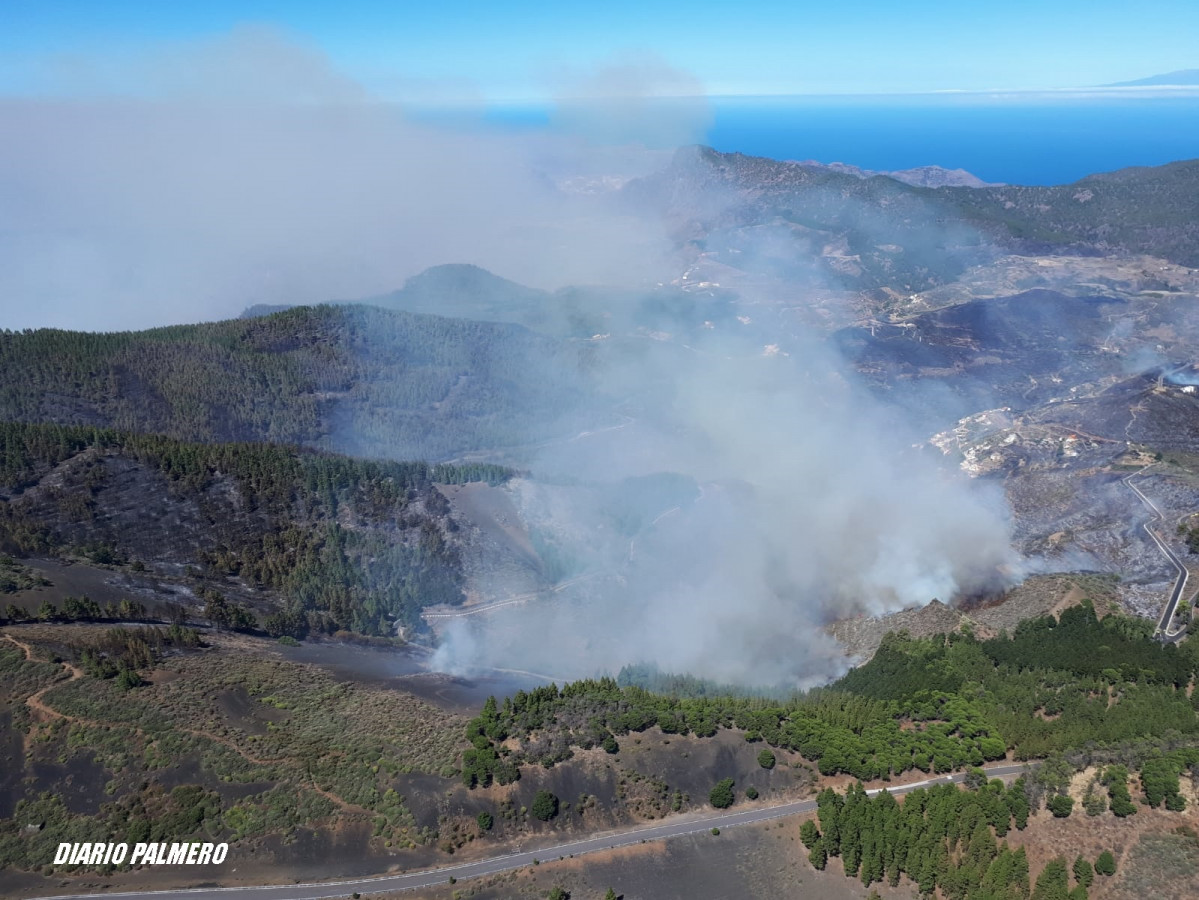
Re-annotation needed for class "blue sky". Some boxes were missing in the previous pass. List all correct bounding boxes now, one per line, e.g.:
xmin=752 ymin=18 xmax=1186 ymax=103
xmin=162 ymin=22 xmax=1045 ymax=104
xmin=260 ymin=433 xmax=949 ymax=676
xmin=1 ymin=0 xmax=1197 ymax=100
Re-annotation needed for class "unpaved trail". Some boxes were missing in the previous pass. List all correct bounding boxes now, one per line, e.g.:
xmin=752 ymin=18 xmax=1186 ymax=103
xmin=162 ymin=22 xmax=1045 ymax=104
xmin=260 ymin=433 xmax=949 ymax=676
xmin=3 ymin=633 xmax=82 ymax=723
xmin=3 ymin=632 xmax=367 ymax=816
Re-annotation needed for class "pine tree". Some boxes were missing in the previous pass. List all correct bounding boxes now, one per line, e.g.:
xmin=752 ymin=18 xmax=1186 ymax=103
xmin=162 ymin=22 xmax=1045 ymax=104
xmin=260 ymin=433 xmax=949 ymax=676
xmin=808 ymin=839 xmax=827 ymax=870
xmin=1007 ymin=778 xmax=1031 ymax=829
xmin=1072 ymin=856 xmax=1093 ymax=887
xmin=1031 ymin=857 xmax=1070 ymax=900
xmin=1012 ymin=846 xmax=1031 ymax=896
xmin=799 ymin=819 xmax=821 ymax=850
xmin=816 ymin=787 xmax=843 ymax=856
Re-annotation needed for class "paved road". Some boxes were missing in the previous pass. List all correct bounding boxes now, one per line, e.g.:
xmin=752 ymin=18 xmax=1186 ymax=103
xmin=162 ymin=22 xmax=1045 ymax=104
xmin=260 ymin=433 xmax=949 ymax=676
xmin=28 ymin=764 xmax=1029 ymax=900
xmin=1123 ymin=467 xmax=1191 ymax=641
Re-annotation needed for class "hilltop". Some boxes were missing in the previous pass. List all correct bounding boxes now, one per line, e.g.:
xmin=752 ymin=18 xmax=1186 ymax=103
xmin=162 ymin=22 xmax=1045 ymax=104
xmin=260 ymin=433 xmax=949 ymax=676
xmin=0 ymin=304 xmax=592 ymax=462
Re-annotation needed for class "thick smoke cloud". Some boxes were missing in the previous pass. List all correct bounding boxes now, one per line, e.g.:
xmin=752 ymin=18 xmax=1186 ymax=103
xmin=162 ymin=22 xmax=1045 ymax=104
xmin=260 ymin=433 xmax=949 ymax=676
xmin=436 ymin=314 xmax=1021 ymax=688
xmin=0 ymin=30 xmax=679 ymax=331
xmin=549 ymin=52 xmax=714 ymax=149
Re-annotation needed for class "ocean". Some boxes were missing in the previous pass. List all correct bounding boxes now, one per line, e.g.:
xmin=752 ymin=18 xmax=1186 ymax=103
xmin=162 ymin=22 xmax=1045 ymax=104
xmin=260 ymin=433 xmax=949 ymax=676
xmin=467 ymin=92 xmax=1199 ymax=186
xmin=705 ymin=94 xmax=1199 ymax=185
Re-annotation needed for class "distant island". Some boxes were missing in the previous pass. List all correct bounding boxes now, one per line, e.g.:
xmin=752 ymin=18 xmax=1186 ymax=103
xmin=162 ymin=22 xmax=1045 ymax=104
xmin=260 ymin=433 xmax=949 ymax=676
xmin=1104 ymin=68 xmax=1199 ymax=87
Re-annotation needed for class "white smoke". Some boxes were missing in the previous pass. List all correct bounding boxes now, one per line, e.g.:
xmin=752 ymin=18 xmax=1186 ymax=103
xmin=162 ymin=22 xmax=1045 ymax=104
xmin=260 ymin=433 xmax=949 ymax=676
xmin=1 ymin=28 xmax=1024 ymax=689
xmin=0 ymin=32 xmax=682 ymax=331
xmin=437 ymin=323 xmax=1020 ymax=688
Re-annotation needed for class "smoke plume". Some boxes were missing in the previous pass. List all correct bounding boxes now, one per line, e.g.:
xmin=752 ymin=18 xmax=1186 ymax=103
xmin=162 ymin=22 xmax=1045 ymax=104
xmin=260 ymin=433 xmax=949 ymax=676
xmin=435 ymin=304 xmax=1020 ymax=688
xmin=3 ymin=29 xmax=1023 ymax=689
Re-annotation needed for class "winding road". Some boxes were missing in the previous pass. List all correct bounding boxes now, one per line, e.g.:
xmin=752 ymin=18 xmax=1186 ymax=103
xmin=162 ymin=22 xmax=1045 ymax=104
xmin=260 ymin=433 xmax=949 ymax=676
xmin=27 ymin=764 xmax=1029 ymax=900
xmin=1122 ymin=466 xmax=1191 ymax=641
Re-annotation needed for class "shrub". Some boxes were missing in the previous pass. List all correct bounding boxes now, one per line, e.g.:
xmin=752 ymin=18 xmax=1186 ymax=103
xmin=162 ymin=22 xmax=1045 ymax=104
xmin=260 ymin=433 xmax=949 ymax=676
xmin=476 ymin=811 xmax=493 ymax=831
xmin=532 ymin=790 xmax=559 ymax=821
xmin=1082 ymin=788 xmax=1106 ymax=816
xmin=745 ymin=786 xmax=759 ymax=800
xmin=709 ymin=778 xmax=735 ymax=809
xmin=1094 ymin=850 xmax=1116 ymax=876
xmin=964 ymin=767 xmax=988 ymax=790
xmin=757 ymin=748 xmax=776 ymax=769
xmin=1048 ymin=794 xmax=1075 ymax=818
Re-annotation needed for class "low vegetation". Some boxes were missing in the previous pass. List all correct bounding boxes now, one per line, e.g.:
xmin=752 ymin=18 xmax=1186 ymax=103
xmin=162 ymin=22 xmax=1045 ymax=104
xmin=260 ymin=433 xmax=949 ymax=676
xmin=0 ymin=633 xmax=467 ymax=874
xmin=0 ymin=554 xmax=49 ymax=593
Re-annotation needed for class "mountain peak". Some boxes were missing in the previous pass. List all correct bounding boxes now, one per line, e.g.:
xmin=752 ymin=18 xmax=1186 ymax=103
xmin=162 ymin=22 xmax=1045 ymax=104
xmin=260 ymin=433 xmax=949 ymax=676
xmin=401 ymin=263 xmax=536 ymax=296
xmin=1103 ymin=68 xmax=1199 ymax=87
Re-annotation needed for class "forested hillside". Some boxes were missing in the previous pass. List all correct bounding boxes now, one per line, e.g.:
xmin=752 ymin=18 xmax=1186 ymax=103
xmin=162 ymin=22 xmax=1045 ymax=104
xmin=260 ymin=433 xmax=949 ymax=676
xmin=462 ymin=602 xmax=1199 ymax=785
xmin=0 ymin=422 xmax=512 ymax=635
xmin=0 ymin=304 xmax=592 ymax=461
xmin=944 ymin=158 xmax=1199 ymax=266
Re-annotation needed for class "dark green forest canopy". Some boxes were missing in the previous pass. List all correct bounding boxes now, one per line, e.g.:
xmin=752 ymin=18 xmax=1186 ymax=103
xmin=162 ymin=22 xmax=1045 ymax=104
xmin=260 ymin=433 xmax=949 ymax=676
xmin=799 ymin=776 xmax=1139 ymax=899
xmin=0 ymin=422 xmax=513 ymax=636
xmin=465 ymin=602 xmax=1199 ymax=784
xmin=0 ymin=304 xmax=594 ymax=460
xmin=0 ymin=421 xmax=512 ymax=497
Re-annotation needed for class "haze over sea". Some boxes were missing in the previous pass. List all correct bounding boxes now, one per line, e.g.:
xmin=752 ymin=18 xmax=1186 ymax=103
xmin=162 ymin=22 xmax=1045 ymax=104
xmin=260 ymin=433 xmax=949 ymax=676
xmin=479 ymin=93 xmax=1199 ymax=186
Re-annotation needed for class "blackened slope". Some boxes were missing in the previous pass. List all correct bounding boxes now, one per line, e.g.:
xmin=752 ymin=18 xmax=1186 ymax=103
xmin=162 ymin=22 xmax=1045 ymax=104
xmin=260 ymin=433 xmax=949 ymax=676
xmin=0 ymin=422 xmax=512 ymax=635
xmin=834 ymin=290 xmax=1131 ymax=414
xmin=1030 ymin=370 xmax=1199 ymax=451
